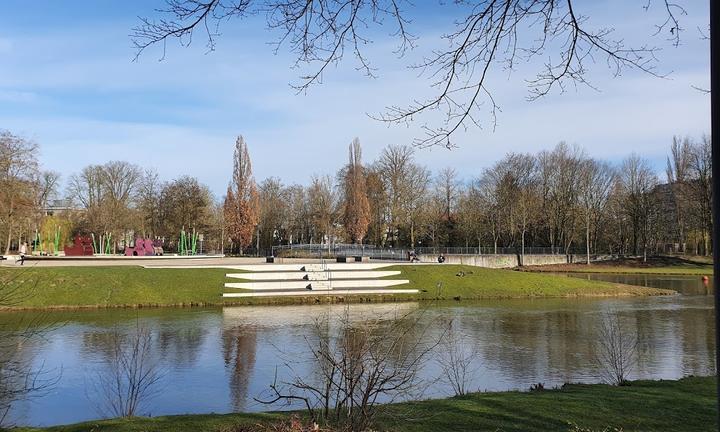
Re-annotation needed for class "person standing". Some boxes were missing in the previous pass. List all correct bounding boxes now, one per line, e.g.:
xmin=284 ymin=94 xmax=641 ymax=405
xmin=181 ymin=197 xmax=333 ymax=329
xmin=18 ymin=242 xmax=27 ymax=266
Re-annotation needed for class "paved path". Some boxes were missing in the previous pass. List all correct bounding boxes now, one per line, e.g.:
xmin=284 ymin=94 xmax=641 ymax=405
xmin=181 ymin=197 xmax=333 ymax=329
xmin=0 ymin=256 xmax=415 ymax=268
xmin=0 ymin=256 xmax=266 ymax=267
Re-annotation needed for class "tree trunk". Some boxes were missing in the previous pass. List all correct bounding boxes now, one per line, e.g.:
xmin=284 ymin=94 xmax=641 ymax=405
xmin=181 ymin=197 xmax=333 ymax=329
xmin=410 ymin=220 xmax=415 ymax=247
xmin=586 ymin=213 xmax=591 ymax=265
xmin=4 ymin=222 xmax=12 ymax=255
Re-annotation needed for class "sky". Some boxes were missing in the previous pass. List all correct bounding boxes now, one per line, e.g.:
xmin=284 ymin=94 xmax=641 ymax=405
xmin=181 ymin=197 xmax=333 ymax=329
xmin=0 ymin=0 xmax=711 ymax=197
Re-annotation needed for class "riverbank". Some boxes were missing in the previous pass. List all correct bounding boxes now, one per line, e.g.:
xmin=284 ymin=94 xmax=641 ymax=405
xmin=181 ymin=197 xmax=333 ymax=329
xmin=0 ymin=264 xmax=673 ymax=310
xmin=14 ymin=376 xmax=716 ymax=432
xmin=525 ymin=256 xmax=713 ymax=275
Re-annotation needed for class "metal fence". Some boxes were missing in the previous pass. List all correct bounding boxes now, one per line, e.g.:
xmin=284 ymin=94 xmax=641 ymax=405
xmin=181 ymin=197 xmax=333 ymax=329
xmin=271 ymin=243 xmax=574 ymax=260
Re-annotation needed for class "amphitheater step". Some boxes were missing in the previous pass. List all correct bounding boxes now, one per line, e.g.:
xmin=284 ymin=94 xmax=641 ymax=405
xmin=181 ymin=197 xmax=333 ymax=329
xmin=223 ymin=288 xmax=419 ymax=298
xmin=224 ymin=279 xmax=410 ymax=291
xmin=310 ymin=281 xmax=332 ymax=291
xmin=225 ymin=270 xmax=401 ymax=281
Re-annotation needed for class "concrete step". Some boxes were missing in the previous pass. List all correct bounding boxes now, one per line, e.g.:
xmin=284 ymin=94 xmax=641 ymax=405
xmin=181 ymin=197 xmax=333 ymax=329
xmin=224 ymin=279 xmax=410 ymax=291
xmin=310 ymin=281 xmax=332 ymax=291
xmin=192 ymin=263 xmax=396 ymax=272
xmin=223 ymin=288 xmax=419 ymax=298
xmin=225 ymin=281 xmax=311 ymax=290
xmin=225 ymin=270 xmax=401 ymax=281
xmin=306 ymin=272 xmax=329 ymax=281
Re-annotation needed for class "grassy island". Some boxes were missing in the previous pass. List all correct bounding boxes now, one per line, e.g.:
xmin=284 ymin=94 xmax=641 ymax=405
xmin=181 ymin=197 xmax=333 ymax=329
xmin=0 ymin=264 xmax=673 ymax=310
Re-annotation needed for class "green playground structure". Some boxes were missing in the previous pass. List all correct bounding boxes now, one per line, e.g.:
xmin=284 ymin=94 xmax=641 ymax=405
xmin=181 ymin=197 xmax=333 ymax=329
xmin=87 ymin=232 xmax=114 ymax=255
xmin=178 ymin=227 xmax=199 ymax=255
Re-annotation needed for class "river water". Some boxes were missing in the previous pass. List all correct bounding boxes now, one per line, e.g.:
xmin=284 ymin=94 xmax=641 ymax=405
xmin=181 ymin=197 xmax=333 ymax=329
xmin=1 ymin=274 xmax=715 ymax=427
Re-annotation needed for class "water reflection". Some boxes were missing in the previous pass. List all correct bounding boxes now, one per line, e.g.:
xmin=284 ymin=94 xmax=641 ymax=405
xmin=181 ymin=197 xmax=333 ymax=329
xmin=563 ymin=272 xmax=714 ymax=295
xmin=0 ymin=291 xmax=714 ymax=427
xmin=222 ymin=323 xmax=257 ymax=411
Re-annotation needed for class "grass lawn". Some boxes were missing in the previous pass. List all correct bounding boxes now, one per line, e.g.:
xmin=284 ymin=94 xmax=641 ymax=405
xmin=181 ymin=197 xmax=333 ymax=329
xmin=528 ymin=256 xmax=714 ymax=276
xmin=0 ymin=264 xmax=673 ymax=309
xmin=15 ymin=376 xmax=716 ymax=432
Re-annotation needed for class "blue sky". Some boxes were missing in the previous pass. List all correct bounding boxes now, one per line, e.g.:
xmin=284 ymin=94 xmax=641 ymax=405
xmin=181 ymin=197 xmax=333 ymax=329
xmin=0 ymin=0 xmax=710 ymax=197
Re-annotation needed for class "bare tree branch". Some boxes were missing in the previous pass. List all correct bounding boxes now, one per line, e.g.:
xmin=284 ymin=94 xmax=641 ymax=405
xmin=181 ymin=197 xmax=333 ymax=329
xmin=133 ymin=1 xmax=690 ymax=148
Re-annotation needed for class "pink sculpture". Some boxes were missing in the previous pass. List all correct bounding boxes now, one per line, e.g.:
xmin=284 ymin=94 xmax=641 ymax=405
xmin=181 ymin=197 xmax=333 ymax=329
xmin=125 ymin=238 xmax=161 ymax=256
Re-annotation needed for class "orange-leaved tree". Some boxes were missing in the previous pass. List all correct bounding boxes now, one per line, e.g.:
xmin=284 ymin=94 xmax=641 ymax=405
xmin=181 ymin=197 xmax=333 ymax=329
xmin=223 ymin=136 xmax=259 ymax=253
xmin=342 ymin=138 xmax=370 ymax=244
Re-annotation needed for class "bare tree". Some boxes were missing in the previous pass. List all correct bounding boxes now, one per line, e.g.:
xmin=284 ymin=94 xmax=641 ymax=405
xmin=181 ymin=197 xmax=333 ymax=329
xmin=476 ymin=153 xmax=539 ymax=257
xmin=68 ymin=161 xmax=143 ymax=242
xmin=593 ymin=310 xmax=639 ymax=386
xmin=377 ymin=145 xmax=430 ymax=247
xmin=475 ymin=169 xmax=504 ymax=253
xmin=133 ymin=1 xmax=686 ymax=148
xmin=364 ymin=166 xmax=388 ymax=247
xmin=620 ymin=154 xmax=659 ymax=261
xmin=455 ymin=185 xmax=484 ymax=249
xmin=137 ymin=169 xmax=163 ymax=238
xmin=538 ymin=143 xmax=585 ymax=255
xmin=258 ymin=306 xmax=439 ymax=432
xmin=92 ymin=322 xmax=164 ymax=418
xmin=307 ymin=175 xmax=336 ymax=245
xmin=0 ymin=131 xmax=40 ymax=254
xmin=432 ymin=167 xmax=461 ymax=246
xmin=285 ymin=184 xmax=310 ymax=245
xmin=506 ymin=153 xmax=539 ymax=262
xmin=0 ymin=273 xmax=58 ymax=427
xmin=258 ymin=177 xmax=289 ymax=249
xmin=578 ymin=159 xmax=614 ymax=264
xmin=687 ymin=135 xmax=712 ymax=255
xmin=435 ymin=320 xmax=478 ymax=397
xmin=158 ymin=176 xmax=214 ymax=240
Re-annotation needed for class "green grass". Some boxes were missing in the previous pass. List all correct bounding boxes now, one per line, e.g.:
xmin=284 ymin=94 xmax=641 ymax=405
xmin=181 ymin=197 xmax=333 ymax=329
xmin=0 ymin=264 xmax=672 ymax=310
xmin=528 ymin=256 xmax=714 ymax=276
xmin=15 ymin=376 xmax=716 ymax=432
xmin=556 ymin=265 xmax=712 ymax=275
xmin=0 ymin=267 xmax=230 ymax=308
xmin=389 ymin=265 xmax=670 ymax=298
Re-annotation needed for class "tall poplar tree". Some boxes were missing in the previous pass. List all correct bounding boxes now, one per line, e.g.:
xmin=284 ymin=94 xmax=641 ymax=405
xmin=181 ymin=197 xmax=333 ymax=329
xmin=223 ymin=136 xmax=259 ymax=253
xmin=343 ymin=138 xmax=370 ymax=244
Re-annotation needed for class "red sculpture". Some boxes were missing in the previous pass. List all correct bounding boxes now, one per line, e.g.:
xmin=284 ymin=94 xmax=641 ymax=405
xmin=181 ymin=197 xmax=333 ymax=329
xmin=64 ymin=236 xmax=94 ymax=256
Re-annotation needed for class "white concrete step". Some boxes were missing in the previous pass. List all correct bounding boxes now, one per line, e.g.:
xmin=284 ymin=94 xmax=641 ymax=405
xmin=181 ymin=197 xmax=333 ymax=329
xmin=212 ymin=263 xmax=396 ymax=272
xmin=225 ymin=279 xmax=410 ymax=291
xmin=302 ymin=264 xmax=324 ymax=272
xmin=331 ymin=279 xmax=409 ymax=288
xmin=144 ymin=263 xmax=408 ymax=271
xmin=310 ymin=281 xmax=332 ymax=291
xmin=306 ymin=272 xmax=329 ymax=281
xmin=225 ymin=281 xmax=311 ymax=290
xmin=226 ymin=270 xmax=401 ymax=281
xmin=223 ymin=288 xmax=419 ymax=298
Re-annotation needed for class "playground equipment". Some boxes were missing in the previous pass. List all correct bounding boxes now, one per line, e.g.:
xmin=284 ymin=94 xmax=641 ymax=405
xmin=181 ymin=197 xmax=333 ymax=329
xmin=178 ymin=227 xmax=199 ymax=256
xmin=91 ymin=232 xmax=114 ymax=255
xmin=124 ymin=238 xmax=163 ymax=256
xmin=36 ymin=226 xmax=62 ymax=256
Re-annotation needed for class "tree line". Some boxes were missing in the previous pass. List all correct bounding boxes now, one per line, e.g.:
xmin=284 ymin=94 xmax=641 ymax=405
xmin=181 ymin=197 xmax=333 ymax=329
xmin=224 ymin=134 xmax=713 ymax=261
xmin=0 ymin=129 xmax=712 ymax=258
